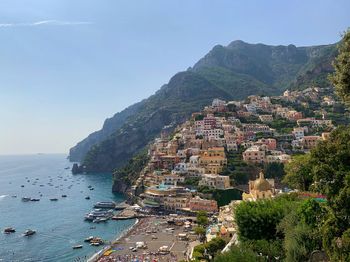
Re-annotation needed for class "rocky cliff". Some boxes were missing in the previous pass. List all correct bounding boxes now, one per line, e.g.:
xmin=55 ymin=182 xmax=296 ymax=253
xmin=69 ymin=40 xmax=336 ymax=173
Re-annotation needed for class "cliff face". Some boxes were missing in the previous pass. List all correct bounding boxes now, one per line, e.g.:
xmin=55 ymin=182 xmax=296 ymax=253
xmin=69 ymin=40 xmax=336 ymax=173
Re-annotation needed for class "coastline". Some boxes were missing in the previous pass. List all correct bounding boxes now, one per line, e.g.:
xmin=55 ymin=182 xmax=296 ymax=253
xmin=87 ymin=218 xmax=140 ymax=262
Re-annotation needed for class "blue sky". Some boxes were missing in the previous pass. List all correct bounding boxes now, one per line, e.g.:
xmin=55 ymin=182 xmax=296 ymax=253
xmin=0 ymin=0 xmax=349 ymax=154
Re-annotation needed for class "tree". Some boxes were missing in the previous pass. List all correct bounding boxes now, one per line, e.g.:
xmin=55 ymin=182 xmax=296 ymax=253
xmin=197 ymin=211 xmax=209 ymax=226
xmin=194 ymin=226 xmax=206 ymax=242
xmin=235 ymin=197 xmax=294 ymax=241
xmin=264 ymin=162 xmax=285 ymax=180
xmin=206 ymin=238 xmax=227 ymax=259
xmin=329 ymin=29 xmax=350 ymax=105
xmin=307 ymin=126 xmax=350 ymax=260
xmin=283 ymin=154 xmax=313 ymax=191
xmin=214 ymin=245 xmax=261 ymax=262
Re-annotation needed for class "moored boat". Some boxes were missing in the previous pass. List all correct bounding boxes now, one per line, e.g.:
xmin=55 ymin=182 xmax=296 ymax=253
xmin=93 ymin=201 xmax=116 ymax=209
xmin=4 ymin=227 xmax=16 ymax=234
xmin=72 ymin=245 xmax=83 ymax=249
xmin=23 ymin=229 xmax=36 ymax=236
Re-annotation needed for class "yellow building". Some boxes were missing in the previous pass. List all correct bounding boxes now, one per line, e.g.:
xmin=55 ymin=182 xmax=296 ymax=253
xmin=199 ymin=147 xmax=227 ymax=174
xmin=242 ymin=172 xmax=275 ymax=201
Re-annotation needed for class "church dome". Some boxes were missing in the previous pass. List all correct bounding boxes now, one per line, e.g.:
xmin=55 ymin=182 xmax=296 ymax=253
xmin=253 ymin=172 xmax=271 ymax=191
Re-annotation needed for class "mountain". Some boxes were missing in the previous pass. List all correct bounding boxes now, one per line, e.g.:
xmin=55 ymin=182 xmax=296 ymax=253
xmin=69 ymin=40 xmax=337 ymax=173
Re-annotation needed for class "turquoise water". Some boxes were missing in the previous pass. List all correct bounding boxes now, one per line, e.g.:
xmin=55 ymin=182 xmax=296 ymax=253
xmin=0 ymin=154 xmax=135 ymax=262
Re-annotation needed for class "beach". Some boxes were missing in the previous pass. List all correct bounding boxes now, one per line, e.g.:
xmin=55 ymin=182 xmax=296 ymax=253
xmin=94 ymin=215 xmax=197 ymax=262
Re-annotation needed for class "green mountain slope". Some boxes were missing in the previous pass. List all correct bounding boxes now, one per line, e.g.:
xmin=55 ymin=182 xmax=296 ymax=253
xmin=69 ymin=40 xmax=337 ymax=173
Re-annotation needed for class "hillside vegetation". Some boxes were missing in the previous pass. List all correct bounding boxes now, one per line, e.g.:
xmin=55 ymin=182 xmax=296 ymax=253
xmin=69 ymin=40 xmax=337 ymax=173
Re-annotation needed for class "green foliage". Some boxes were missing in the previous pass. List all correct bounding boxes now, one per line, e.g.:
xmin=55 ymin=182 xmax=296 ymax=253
xmin=242 ymin=239 xmax=284 ymax=261
xmin=112 ymin=149 xmax=149 ymax=186
xmin=197 ymin=211 xmax=209 ymax=226
xmin=263 ymin=162 xmax=285 ymax=180
xmin=329 ymin=29 xmax=350 ymax=105
xmin=235 ymin=197 xmax=296 ymax=241
xmin=214 ymin=245 xmax=263 ymax=262
xmin=283 ymin=154 xmax=313 ymax=191
xmin=222 ymin=151 xmax=259 ymax=185
xmin=183 ymin=177 xmax=200 ymax=187
xmin=281 ymin=127 xmax=350 ymax=259
xmin=269 ymin=118 xmax=295 ymax=133
xmin=212 ymin=188 xmax=242 ymax=207
xmin=193 ymin=238 xmax=227 ymax=260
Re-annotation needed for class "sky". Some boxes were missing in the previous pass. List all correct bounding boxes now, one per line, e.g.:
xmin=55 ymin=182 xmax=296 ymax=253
xmin=0 ymin=0 xmax=349 ymax=155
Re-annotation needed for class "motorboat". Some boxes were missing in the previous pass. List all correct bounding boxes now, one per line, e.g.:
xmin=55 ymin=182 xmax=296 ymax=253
xmin=4 ymin=227 xmax=16 ymax=234
xmin=72 ymin=245 xmax=83 ymax=249
xmin=23 ymin=229 xmax=36 ymax=236
xmin=92 ymin=217 xmax=108 ymax=223
xmin=84 ymin=236 xmax=94 ymax=242
xmin=30 ymin=198 xmax=40 ymax=202
xmin=61 ymin=195 xmax=67 ymax=198
xmin=50 ymin=198 xmax=58 ymax=201
xmin=93 ymin=201 xmax=116 ymax=209
xmin=85 ymin=196 xmax=90 ymax=200
xmin=22 ymin=197 xmax=31 ymax=202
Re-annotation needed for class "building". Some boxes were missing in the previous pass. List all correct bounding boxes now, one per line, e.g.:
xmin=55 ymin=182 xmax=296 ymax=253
xmin=259 ymin=115 xmax=273 ymax=123
xmin=199 ymin=174 xmax=231 ymax=190
xmin=292 ymin=127 xmax=305 ymax=140
xmin=302 ymin=136 xmax=322 ymax=150
xmin=199 ymin=147 xmax=227 ymax=174
xmin=242 ymin=146 xmax=266 ymax=164
xmin=164 ymin=197 xmax=189 ymax=211
xmin=242 ymin=172 xmax=275 ymax=201
xmin=189 ymin=196 xmax=218 ymax=213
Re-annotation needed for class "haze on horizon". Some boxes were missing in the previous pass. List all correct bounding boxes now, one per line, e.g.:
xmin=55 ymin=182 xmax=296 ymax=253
xmin=0 ymin=0 xmax=349 ymax=155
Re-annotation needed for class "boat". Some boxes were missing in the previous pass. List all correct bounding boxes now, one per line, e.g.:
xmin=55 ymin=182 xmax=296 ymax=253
xmin=85 ymin=196 xmax=90 ymax=200
xmin=115 ymin=201 xmax=129 ymax=210
xmin=89 ymin=188 xmax=94 ymax=191
xmin=64 ymin=167 xmax=70 ymax=170
xmin=21 ymin=185 xmax=25 ymax=187
xmin=50 ymin=198 xmax=58 ymax=201
xmin=84 ymin=236 xmax=94 ymax=242
xmin=30 ymin=198 xmax=40 ymax=202
xmin=92 ymin=217 xmax=108 ymax=223
xmin=93 ymin=201 xmax=116 ymax=209
xmin=23 ymin=229 xmax=36 ymax=236
xmin=22 ymin=197 xmax=31 ymax=202
xmin=61 ymin=195 xmax=67 ymax=198
xmin=72 ymin=245 xmax=83 ymax=249
xmin=4 ymin=227 xmax=16 ymax=234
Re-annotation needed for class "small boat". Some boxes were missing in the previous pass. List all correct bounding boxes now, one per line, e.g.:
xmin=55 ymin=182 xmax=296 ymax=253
xmin=30 ymin=198 xmax=40 ymax=202
xmin=50 ymin=198 xmax=58 ymax=201
xmin=61 ymin=195 xmax=67 ymax=198
xmin=72 ymin=245 xmax=83 ymax=249
xmin=64 ymin=167 xmax=70 ymax=170
xmin=89 ymin=188 xmax=94 ymax=191
xmin=21 ymin=185 xmax=25 ymax=187
xmin=4 ymin=227 xmax=16 ymax=234
xmin=23 ymin=229 xmax=36 ymax=236
xmin=85 ymin=196 xmax=90 ymax=200
xmin=11 ymin=195 xmax=17 ymax=198
xmin=90 ymin=242 xmax=101 ymax=246
xmin=22 ymin=197 xmax=31 ymax=202
xmin=84 ymin=236 xmax=94 ymax=242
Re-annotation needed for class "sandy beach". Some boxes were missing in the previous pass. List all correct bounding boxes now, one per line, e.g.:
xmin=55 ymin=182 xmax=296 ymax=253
xmin=95 ymin=215 xmax=197 ymax=262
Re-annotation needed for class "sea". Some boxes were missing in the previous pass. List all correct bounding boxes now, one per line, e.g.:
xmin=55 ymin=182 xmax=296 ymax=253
xmin=0 ymin=154 xmax=135 ymax=262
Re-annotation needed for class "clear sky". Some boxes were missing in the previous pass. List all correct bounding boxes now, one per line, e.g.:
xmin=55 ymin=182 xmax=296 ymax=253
xmin=0 ymin=0 xmax=349 ymax=155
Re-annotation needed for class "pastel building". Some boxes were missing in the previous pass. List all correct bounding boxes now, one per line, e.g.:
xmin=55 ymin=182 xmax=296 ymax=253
xmin=189 ymin=196 xmax=218 ymax=213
